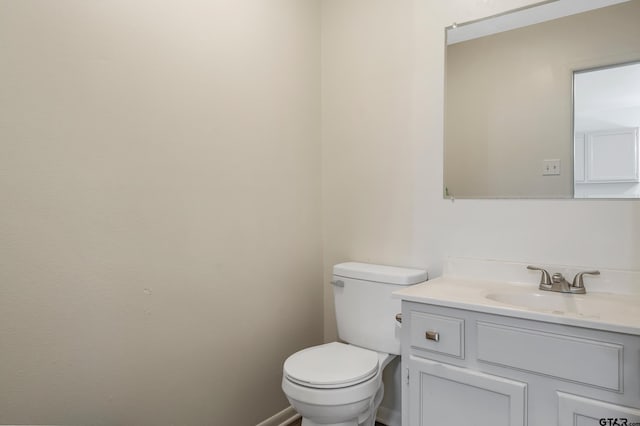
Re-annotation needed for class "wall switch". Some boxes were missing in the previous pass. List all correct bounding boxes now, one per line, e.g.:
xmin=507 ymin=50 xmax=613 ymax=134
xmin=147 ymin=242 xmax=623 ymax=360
xmin=542 ymin=159 xmax=561 ymax=176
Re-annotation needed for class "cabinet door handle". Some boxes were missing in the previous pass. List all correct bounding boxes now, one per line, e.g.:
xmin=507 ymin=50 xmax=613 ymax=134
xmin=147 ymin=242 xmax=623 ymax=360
xmin=425 ymin=330 xmax=440 ymax=342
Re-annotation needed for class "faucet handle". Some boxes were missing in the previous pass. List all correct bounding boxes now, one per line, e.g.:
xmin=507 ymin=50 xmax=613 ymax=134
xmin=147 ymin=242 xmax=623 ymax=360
xmin=572 ymin=270 xmax=600 ymax=289
xmin=527 ymin=265 xmax=551 ymax=286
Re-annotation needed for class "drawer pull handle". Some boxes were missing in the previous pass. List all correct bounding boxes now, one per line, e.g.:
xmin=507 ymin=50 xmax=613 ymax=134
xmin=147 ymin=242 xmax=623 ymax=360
xmin=425 ymin=331 xmax=440 ymax=342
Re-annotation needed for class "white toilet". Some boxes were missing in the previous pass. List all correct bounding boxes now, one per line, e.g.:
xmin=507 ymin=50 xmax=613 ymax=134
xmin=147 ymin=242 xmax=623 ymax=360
xmin=282 ymin=262 xmax=428 ymax=426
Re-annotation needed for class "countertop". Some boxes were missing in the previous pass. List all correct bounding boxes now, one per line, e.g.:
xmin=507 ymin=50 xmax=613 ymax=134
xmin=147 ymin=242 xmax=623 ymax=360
xmin=394 ymin=276 xmax=640 ymax=336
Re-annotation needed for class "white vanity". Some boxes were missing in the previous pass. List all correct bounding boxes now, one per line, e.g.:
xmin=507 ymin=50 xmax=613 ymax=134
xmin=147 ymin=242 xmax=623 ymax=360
xmin=394 ymin=260 xmax=640 ymax=426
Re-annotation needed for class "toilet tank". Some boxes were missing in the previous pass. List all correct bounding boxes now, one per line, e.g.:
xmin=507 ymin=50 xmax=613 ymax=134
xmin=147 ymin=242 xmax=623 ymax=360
xmin=333 ymin=262 xmax=428 ymax=355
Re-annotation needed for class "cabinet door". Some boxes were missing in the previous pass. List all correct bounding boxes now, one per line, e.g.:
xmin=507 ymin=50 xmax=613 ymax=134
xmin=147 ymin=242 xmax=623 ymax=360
xmin=586 ymin=128 xmax=639 ymax=182
xmin=409 ymin=357 xmax=527 ymax=426
xmin=558 ymin=392 xmax=640 ymax=426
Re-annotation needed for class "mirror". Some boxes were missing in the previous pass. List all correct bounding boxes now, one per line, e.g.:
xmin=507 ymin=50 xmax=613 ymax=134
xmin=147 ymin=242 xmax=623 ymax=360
xmin=444 ymin=0 xmax=640 ymax=199
xmin=574 ymin=62 xmax=640 ymax=198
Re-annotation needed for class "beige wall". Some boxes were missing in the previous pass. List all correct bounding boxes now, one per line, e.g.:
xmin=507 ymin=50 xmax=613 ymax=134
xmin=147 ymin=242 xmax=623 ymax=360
xmin=321 ymin=0 xmax=640 ymax=341
xmin=0 ymin=1 xmax=322 ymax=424
xmin=3 ymin=0 xmax=640 ymax=424
xmin=445 ymin=1 xmax=640 ymax=198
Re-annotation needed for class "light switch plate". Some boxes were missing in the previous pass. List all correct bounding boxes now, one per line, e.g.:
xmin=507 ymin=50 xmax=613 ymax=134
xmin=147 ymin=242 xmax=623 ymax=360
xmin=543 ymin=159 xmax=561 ymax=176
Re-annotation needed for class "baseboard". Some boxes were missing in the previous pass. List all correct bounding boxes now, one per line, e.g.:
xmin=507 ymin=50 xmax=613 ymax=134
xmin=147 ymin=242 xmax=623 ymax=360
xmin=256 ymin=406 xmax=300 ymax=426
xmin=376 ymin=406 xmax=401 ymax=426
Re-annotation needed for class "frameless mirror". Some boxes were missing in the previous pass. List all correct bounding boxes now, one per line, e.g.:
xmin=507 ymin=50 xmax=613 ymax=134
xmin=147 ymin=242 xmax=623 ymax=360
xmin=444 ymin=0 xmax=640 ymax=199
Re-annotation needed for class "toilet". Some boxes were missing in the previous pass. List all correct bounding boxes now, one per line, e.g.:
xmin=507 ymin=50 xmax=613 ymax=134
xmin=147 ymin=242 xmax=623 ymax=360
xmin=282 ymin=262 xmax=428 ymax=426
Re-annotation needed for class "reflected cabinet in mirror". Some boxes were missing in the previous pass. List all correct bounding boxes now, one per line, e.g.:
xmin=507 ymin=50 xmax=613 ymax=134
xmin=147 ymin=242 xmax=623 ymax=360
xmin=444 ymin=0 xmax=640 ymax=199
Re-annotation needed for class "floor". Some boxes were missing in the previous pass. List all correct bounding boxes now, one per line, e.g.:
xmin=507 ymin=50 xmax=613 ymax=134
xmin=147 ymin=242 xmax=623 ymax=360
xmin=289 ymin=419 xmax=385 ymax=426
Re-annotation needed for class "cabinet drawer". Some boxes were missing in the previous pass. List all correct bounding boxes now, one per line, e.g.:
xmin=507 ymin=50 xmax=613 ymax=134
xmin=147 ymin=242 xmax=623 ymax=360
xmin=410 ymin=311 xmax=464 ymax=358
xmin=477 ymin=321 xmax=623 ymax=391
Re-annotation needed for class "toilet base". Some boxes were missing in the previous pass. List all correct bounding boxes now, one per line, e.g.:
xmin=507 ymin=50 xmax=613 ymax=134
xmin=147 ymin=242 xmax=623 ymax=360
xmin=295 ymin=383 xmax=383 ymax=426
xmin=302 ymin=420 xmax=358 ymax=426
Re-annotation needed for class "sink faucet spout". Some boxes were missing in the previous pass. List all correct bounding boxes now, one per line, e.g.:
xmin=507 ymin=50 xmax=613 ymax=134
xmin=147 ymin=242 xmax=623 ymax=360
xmin=527 ymin=266 xmax=599 ymax=295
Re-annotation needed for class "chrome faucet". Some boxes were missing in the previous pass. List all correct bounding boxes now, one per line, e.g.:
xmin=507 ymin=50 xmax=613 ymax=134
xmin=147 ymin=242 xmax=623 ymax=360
xmin=527 ymin=265 xmax=600 ymax=294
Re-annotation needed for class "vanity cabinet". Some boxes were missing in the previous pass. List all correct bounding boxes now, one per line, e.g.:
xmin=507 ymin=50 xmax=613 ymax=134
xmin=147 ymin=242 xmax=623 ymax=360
xmin=401 ymin=302 xmax=640 ymax=426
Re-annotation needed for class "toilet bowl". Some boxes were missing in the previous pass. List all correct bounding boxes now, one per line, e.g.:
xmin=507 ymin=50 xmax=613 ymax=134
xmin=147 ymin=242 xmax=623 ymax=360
xmin=281 ymin=263 xmax=428 ymax=426
xmin=282 ymin=342 xmax=394 ymax=426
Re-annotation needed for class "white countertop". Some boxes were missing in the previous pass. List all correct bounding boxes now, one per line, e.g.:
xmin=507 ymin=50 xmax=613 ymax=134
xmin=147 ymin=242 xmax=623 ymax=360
xmin=394 ymin=276 xmax=640 ymax=336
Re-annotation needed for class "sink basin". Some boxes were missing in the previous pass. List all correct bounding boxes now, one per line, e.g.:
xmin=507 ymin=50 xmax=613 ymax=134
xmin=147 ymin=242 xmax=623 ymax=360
xmin=485 ymin=290 xmax=635 ymax=318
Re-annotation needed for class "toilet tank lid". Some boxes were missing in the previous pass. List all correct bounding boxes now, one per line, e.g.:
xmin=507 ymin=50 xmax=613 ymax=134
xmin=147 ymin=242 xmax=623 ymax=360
xmin=333 ymin=262 xmax=427 ymax=285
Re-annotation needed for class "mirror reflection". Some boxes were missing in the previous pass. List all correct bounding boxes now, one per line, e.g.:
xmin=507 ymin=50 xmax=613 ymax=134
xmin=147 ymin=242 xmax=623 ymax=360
xmin=444 ymin=0 xmax=640 ymax=199
xmin=574 ymin=62 xmax=640 ymax=198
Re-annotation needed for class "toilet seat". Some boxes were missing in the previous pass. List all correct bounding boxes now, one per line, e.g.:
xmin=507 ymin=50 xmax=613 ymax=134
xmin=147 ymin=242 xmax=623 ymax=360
xmin=284 ymin=342 xmax=379 ymax=389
